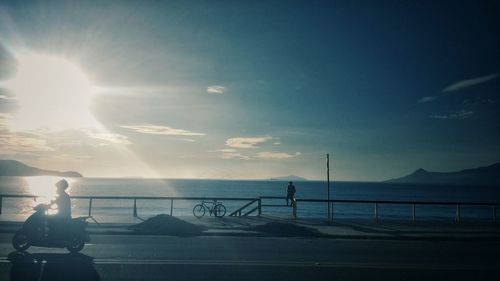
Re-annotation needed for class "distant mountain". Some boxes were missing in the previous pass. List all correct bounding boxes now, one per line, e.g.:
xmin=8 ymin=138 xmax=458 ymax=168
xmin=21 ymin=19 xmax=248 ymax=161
xmin=385 ymin=163 xmax=500 ymax=185
xmin=269 ymin=175 xmax=308 ymax=181
xmin=0 ymin=160 xmax=82 ymax=177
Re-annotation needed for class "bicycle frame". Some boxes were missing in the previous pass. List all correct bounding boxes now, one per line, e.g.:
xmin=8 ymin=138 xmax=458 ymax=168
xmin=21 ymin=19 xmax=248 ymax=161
xmin=201 ymin=200 xmax=218 ymax=214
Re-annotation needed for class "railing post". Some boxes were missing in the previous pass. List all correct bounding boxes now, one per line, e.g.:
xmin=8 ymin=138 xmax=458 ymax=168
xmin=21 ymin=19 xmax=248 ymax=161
xmin=133 ymin=199 xmax=138 ymax=217
xmin=330 ymin=202 xmax=334 ymax=222
xmin=455 ymin=204 xmax=460 ymax=223
xmin=412 ymin=204 xmax=416 ymax=223
xmin=493 ymin=206 xmax=496 ymax=223
xmin=258 ymin=198 xmax=262 ymax=216
xmin=374 ymin=203 xmax=378 ymax=223
xmin=170 ymin=199 xmax=173 ymax=216
xmin=292 ymin=200 xmax=297 ymax=219
xmin=0 ymin=196 xmax=3 ymax=215
xmin=88 ymin=198 xmax=93 ymax=217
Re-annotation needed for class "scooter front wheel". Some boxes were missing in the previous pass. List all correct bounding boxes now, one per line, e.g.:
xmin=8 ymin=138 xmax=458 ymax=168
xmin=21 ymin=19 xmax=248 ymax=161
xmin=67 ymin=237 xmax=85 ymax=253
xmin=12 ymin=231 xmax=31 ymax=251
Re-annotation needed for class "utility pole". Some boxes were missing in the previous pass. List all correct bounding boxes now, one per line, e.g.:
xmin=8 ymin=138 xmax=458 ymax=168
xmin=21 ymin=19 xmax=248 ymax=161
xmin=327 ymin=154 xmax=331 ymax=220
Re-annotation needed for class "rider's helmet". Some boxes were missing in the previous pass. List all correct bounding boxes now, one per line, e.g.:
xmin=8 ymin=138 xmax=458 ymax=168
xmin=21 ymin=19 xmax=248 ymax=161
xmin=55 ymin=179 xmax=69 ymax=190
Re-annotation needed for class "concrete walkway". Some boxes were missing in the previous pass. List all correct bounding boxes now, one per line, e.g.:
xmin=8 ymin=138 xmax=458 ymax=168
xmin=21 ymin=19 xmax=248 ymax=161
xmin=1 ymin=214 xmax=500 ymax=240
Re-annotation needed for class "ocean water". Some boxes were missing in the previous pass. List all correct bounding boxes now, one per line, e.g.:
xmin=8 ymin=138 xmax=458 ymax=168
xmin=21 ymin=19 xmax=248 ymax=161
xmin=0 ymin=176 xmax=499 ymax=222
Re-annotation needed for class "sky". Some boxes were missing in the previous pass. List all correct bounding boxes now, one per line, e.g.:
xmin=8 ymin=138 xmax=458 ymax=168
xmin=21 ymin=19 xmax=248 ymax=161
xmin=0 ymin=0 xmax=499 ymax=181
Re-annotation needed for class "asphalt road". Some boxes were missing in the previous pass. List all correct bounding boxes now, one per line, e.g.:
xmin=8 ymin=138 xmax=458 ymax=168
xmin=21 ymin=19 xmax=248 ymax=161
xmin=0 ymin=233 xmax=499 ymax=280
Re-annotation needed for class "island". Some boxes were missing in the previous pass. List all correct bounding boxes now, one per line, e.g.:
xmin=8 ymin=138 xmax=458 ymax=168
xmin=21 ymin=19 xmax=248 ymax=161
xmin=269 ymin=175 xmax=308 ymax=181
xmin=0 ymin=160 xmax=83 ymax=177
xmin=385 ymin=162 xmax=500 ymax=186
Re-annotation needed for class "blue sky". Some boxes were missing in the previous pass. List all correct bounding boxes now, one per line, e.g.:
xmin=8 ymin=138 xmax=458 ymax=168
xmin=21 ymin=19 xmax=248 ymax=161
xmin=0 ymin=0 xmax=499 ymax=180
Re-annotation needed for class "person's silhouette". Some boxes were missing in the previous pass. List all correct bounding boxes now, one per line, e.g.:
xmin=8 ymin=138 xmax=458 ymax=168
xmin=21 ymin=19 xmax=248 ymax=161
xmin=286 ymin=181 xmax=296 ymax=206
xmin=51 ymin=179 xmax=71 ymax=219
xmin=47 ymin=179 xmax=72 ymax=239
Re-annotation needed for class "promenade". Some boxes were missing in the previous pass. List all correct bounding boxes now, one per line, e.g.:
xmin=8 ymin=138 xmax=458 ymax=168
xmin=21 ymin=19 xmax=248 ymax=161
xmin=2 ymin=214 xmax=500 ymax=240
xmin=1 ymin=215 xmax=500 ymax=280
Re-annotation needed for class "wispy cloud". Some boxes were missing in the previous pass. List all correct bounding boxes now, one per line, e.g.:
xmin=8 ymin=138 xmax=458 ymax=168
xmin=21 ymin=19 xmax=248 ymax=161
xmin=429 ymin=110 xmax=474 ymax=120
xmin=211 ymin=146 xmax=299 ymax=160
xmin=418 ymin=73 xmax=499 ymax=104
xmin=255 ymin=152 xmax=301 ymax=159
xmin=0 ymin=134 xmax=54 ymax=154
xmin=0 ymin=113 xmax=12 ymax=119
xmin=121 ymin=125 xmax=205 ymax=136
xmin=417 ymin=96 xmax=437 ymax=104
xmin=225 ymin=137 xmax=272 ymax=149
xmin=0 ymin=125 xmax=54 ymax=155
xmin=86 ymin=132 xmax=132 ymax=145
xmin=443 ymin=73 xmax=499 ymax=92
xmin=209 ymin=148 xmax=251 ymax=160
xmin=209 ymin=148 xmax=238 ymax=153
xmin=206 ymin=85 xmax=226 ymax=94
xmin=219 ymin=152 xmax=251 ymax=160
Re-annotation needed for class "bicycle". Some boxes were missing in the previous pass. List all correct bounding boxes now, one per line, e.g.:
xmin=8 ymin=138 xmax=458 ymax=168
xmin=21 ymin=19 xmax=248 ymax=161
xmin=192 ymin=200 xmax=226 ymax=218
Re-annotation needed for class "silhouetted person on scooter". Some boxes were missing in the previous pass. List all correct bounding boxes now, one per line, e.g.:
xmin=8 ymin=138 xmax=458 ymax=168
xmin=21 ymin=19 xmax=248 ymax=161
xmin=47 ymin=179 xmax=72 ymax=239
xmin=13 ymin=179 xmax=90 ymax=252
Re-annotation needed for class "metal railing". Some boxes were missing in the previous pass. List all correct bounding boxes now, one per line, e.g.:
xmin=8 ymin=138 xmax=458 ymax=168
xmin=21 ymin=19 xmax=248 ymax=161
xmin=0 ymin=194 xmax=498 ymax=223
xmin=259 ymin=196 xmax=500 ymax=223
xmin=0 ymin=194 xmax=260 ymax=218
xmin=228 ymin=198 xmax=261 ymax=217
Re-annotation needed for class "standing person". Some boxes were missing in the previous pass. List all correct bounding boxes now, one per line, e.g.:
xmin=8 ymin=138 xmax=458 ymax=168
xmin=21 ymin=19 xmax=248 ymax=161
xmin=286 ymin=181 xmax=296 ymax=206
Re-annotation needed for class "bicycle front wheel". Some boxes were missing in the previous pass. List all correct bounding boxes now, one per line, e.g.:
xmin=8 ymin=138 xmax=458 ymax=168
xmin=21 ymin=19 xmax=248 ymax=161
xmin=193 ymin=204 xmax=206 ymax=218
xmin=214 ymin=204 xmax=226 ymax=218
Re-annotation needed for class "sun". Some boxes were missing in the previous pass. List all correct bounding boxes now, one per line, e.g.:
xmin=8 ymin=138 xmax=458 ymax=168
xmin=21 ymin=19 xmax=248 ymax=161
xmin=3 ymin=53 xmax=99 ymax=130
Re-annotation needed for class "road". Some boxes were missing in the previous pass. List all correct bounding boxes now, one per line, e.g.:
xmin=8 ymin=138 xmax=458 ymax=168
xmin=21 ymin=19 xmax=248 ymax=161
xmin=0 ymin=233 xmax=499 ymax=280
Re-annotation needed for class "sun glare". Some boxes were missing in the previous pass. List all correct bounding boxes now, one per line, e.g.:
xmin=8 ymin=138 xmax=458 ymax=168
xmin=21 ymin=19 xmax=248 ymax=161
xmin=25 ymin=176 xmax=77 ymax=215
xmin=3 ymin=53 xmax=99 ymax=130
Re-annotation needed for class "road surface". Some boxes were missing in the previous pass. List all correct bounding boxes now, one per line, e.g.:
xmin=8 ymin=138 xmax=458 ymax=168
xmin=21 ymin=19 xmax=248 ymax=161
xmin=0 ymin=233 xmax=499 ymax=280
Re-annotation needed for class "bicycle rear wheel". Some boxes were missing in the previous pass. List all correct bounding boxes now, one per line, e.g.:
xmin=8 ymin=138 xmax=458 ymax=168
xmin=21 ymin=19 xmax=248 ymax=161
xmin=214 ymin=204 xmax=226 ymax=217
xmin=193 ymin=204 xmax=206 ymax=218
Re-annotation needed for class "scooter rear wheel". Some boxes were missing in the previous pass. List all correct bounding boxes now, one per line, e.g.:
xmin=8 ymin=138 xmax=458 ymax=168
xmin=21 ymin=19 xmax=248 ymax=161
xmin=12 ymin=231 xmax=31 ymax=251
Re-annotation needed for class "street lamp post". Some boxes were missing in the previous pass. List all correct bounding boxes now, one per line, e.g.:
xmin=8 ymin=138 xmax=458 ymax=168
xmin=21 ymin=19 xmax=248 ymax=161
xmin=327 ymin=154 xmax=331 ymax=220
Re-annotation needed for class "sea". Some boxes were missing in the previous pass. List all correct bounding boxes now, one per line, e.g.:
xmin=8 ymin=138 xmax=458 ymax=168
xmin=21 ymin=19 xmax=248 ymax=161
xmin=0 ymin=176 xmax=499 ymax=222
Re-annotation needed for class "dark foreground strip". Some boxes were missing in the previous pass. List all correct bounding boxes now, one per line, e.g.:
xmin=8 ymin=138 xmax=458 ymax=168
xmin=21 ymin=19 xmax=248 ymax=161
xmin=0 ymin=257 xmax=494 ymax=271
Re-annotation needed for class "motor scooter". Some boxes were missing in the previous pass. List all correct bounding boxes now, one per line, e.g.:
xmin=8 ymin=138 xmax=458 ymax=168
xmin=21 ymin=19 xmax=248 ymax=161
xmin=12 ymin=203 xmax=90 ymax=253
